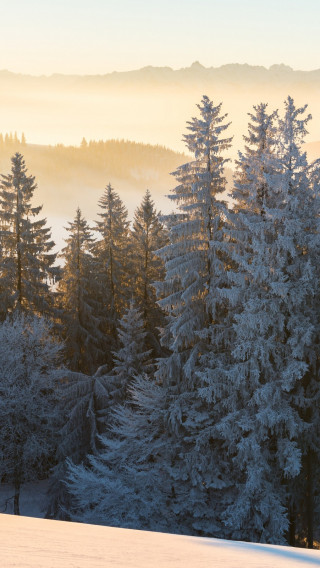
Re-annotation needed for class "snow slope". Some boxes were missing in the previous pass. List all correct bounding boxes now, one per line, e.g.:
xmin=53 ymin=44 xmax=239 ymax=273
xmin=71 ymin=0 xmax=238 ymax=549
xmin=1 ymin=514 xmax=320 ymax=567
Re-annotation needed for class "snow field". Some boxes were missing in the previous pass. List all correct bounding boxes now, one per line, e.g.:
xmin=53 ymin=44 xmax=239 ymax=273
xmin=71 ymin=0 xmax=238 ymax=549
xmin=1 ymin=514 xmax=320 ymax=568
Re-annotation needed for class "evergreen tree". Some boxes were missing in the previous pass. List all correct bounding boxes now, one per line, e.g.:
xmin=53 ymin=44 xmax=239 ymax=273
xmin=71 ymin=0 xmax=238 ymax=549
xmin=0 ymin=152 xmax=58 ymax=317
xmin=66 ymin=373 xmax=172 ymax=531
xmin=0 ymin=313 xmax=62 ymax=515
xmin=232 ymin=103 xmax=278 ymax=215
xmin=130 ymin=190 xmax=168 ymax=355
xmin=150 ymin=95 xmax=234 ymax=536
xmin=46 ymin=364 xmax=110 ymax=519
xmin=58 ymin=208 xmax=101 ymax=373
xmin=299 ymin=157 xmax=320 ymax=548
xmin=108 ymin=301 xmax=152 ymax=406
xmin=215 ymin=98 xmax=318 ymax=544
xmin=156 ymin=95 xmax=232 ymax=372
xmin=93 ymin=183 xmax=130 ymax=364
xmin=276 ymin=99 xmax=320 ymax=547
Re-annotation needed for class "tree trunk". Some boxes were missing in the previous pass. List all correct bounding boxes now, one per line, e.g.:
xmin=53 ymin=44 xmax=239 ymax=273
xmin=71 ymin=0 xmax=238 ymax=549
xmin=288 ymin=506 xmax=296 ymax=547
xmin=16 ymin=191 xmax=22 ymax=306
xmin=306 ymin=451 xmax=314 ymax=549
xmin=13 ymin=452 xmax=22 ymax=515
xmin=14 ymin=477 xmax=21 ymax=515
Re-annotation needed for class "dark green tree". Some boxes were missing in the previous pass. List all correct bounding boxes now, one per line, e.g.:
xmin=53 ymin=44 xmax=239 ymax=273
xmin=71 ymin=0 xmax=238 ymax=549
xmin=93 ymin=183 xmax=130 ymax=363
xmin=58 ymin=208 xmax=102 ymax=373
xmin=130 ymin=190 xmax=168 ymax=355
xmin=0 ymin=152 xmax=58 ymax=317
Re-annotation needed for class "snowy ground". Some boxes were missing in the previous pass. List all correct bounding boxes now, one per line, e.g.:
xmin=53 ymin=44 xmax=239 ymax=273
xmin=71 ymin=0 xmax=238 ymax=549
xmin=1 ymin=514 xmax=320 ymax=568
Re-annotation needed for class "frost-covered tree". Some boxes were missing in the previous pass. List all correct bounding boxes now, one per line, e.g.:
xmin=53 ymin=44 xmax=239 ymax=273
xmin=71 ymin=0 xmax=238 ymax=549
xmin=0 ymin=313 xmax=62 ymax=514
xmin=214 ymin=98 xmax=318 ymax=544
xmin=130 ymin=190 xmax=168 ymax=355
xmin=93 ymin=184 xmax=130 ymax=362
xmin=46 ymin=364 xmax=111 ymax=520
xmin=66 ymin=374 xmax=174 ymax=531
xmin=0 ymin=152 xmax=58 ymax=317
xmin=108 ymin=301 xmax=152 ymax=406
xmin=156 ymin=95 xmax=232 ymax=375
xmin=58 ymin=208 xmax=102 ymax=373
xmin=297 ymin=157 xmax=320 ymax=548
xmin=275 ymin=100 xmax=320 ymax=548
xmin=232 ymin=103 xmax=278 ymax=215
xmin=149 ymin=95 xmax=234 ymax=535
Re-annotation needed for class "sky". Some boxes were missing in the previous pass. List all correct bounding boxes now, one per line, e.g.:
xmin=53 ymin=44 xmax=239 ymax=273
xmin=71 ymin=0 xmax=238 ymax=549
xmin=1 ymin=0 xmax=319 ymax=75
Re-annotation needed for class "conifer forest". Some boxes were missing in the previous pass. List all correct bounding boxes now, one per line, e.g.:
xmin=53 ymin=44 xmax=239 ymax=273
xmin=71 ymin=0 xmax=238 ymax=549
xmin=1 ymin=94 xmax=320 ymax=549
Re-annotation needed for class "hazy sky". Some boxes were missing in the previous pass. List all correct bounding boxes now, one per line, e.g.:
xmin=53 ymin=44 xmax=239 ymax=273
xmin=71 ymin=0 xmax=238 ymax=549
xmin=1 ymin=0 xmax=319 ymax=75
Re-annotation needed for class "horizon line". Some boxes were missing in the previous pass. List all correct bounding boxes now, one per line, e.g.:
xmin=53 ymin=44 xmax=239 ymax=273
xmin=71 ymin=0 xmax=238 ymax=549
xmin=1 ymin=62 xmax=320 ymax=79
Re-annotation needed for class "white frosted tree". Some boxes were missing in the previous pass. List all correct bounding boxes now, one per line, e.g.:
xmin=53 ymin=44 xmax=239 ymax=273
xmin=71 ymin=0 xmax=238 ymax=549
xmin=0 ymin=313 xmax=62 ymax=515
xmin=214 ymin=98 xmax=319 ymax=544
xmin=65 ymin=307 xmax=170 ymax=530
xmin=46 ymin=363 xmax=111 ymax=520
xmin=108 ymin=301 xmax=152 ymax=406
xmin=150 ymin=95 xmax=234 ymax=536
xmin=156 ymin=95 xmax=232 ymax=375
xmin=65 ymin=374 xmax=173 ymax=531
xmin=232 ymin=103 xmax=278 ymax=215
xmin=276 ymin=100 xmax=320 ymax=548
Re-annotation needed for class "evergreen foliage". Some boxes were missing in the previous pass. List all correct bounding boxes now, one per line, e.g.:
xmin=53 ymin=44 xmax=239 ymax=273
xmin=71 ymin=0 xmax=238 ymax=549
xmin=58 ymin=208 xmax=102 ymax=373
xmin=93 ymin=184 xmax=130 ymax=363
xmin=0 ymin=313 xmax=62 ymax=515
xmin=215 ymin=98 xmax=318 ymax=543
xmin=130 ymin=190 xmax=168 ymax=354
xmin=0 ymin=152 xmax=58 ymax=317
xmin=108 ymin=301 xmax=152 ymax=406
xmin=150 ymin=96 xmax=233 ymax=535
xmin=66 ymin=374 xmax=174 ymax=532
xmin=0 ymin=99 xmax=319 ymax=547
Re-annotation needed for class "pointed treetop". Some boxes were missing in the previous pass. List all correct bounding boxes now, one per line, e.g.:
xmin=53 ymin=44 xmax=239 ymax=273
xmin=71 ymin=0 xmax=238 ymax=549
xmin=183 ymin=95 xmax=233 ymax=159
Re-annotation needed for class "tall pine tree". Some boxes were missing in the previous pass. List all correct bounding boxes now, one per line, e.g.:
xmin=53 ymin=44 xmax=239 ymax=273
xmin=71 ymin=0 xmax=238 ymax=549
xmin=152 ymin=95 xmax=234 ymax=536
xmin=130 ymin=190 xmax=168 ymax=355
xmin=58 ymin=208 xmax=102 ymax=373
xmin=93 ymin=184 xmax=130 ymax=364
xmin=0 ymin=153 xmax=58 ymax=317
xmin=215 ymin=98 xmax=317 ymax=544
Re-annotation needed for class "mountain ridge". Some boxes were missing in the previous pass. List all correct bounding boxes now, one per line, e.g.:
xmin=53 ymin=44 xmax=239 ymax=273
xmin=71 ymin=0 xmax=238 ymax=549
xmin=2 ymin=62 xmax=319 ymax=81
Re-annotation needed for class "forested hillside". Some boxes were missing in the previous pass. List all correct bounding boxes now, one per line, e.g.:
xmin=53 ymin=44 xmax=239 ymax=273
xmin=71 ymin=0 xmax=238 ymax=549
xmin=0 ymin=96 xmax=319 ymax=550
xmin=0 ymin=136 xmax=192 ymax=218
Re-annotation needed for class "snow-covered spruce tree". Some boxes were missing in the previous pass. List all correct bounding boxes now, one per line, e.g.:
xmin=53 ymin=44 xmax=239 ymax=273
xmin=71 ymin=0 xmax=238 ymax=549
xmin=0 ymin=313 xmax=62 ymax=515
xmin=276 ymin=102 xmax=320 ymax=548
xmin=46 ymin=358 xmax=112 ymax=519
xmin=130 ymin=190 xmax=168 ymax=355
xmin=289 ymin=154 xmax=320 ymax=548
xmin=107 ymin=301 xmax=152 ymax=407
xmin=215 ymin=98 xmax=318 ymax=544
xmin=66 ymin=373 xmax=175 ymax=532
xmin=192 ymin=104 xmax=281 ymax=540
xmin=93 ymin=184 xmax=130 ymax=364
xmin=148 ymin=95 xmax=234 ymax=536
xmin=65 ymin=305 xmax=171 ymax=530
xmin=232 ymin=103 xmax=278 ymax=215
xmin=296 ymin=157 xmax=320 ymax=548
xmin=58 ymin=208 xmax=102 ymax=374
xmin=0 ymin=152 xmax=58 ymax=317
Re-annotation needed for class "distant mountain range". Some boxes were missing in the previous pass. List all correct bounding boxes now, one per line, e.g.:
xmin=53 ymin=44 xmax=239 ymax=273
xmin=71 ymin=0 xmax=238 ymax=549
xmin=2 ymin=62 xmax=320 ymax=87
